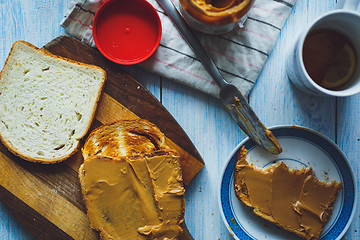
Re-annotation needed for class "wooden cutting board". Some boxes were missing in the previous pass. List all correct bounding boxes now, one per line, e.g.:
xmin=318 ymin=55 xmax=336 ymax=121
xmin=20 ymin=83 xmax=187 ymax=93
xmin=0 ymin=35 xmax=204 ymax=240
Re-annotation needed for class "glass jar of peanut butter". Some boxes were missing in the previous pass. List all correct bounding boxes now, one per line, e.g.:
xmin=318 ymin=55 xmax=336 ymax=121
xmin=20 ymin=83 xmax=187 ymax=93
xmin=179 ymin=0 xmax=255 ymax=34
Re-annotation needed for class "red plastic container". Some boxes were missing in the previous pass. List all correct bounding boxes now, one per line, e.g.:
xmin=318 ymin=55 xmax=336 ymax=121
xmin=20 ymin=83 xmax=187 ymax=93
xmin=92 ymin=0 xmax=162 ymax=65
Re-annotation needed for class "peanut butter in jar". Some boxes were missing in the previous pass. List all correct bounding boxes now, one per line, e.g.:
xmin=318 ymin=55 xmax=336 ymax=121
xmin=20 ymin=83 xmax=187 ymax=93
xmin=179 ymin=0 xmax=255 ymax=34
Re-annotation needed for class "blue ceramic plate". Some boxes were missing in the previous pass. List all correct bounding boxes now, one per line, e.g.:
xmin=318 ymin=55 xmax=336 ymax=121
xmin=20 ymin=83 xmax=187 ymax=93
xmin=218 ymin=126 xmax=357 ymax=240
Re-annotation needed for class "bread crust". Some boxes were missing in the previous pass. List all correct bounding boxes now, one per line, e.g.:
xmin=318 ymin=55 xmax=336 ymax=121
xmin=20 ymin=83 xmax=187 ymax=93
xmin=0 ymin=40 xmax=106 ymax=164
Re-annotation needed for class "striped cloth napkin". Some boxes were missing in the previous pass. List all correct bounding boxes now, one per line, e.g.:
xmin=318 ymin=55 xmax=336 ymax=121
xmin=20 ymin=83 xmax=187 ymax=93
xmin=61 ymin=0 xmax=296 ymax=98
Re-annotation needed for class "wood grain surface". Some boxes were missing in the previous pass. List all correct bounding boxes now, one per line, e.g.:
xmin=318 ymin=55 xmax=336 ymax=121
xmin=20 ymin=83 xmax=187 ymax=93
xmin=0 ymin=35 xmax=203 ymax=240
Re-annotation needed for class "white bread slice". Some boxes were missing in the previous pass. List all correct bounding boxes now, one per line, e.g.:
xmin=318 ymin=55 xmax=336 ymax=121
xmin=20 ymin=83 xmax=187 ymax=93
xmin=0 ymin=41 xmax=106 ymax=163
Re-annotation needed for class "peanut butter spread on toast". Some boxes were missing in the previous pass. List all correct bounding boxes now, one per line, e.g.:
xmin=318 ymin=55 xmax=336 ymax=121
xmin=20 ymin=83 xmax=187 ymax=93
xmin=80 ymin=151 xmax=184 ymax=240
xmin=234 ymin=146 xmax=342 ymax=240
xmin=80 ymin=120 xmax=185 ymax=240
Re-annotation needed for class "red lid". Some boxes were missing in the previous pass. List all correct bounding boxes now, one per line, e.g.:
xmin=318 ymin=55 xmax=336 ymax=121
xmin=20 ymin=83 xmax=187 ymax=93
xmin=92 ymin=0 xmax=162 ymax=65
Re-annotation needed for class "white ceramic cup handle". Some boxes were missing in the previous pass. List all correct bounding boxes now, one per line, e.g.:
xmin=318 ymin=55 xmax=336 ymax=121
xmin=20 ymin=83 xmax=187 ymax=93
xmin=336 ymin=0 xmax=360 ymax=10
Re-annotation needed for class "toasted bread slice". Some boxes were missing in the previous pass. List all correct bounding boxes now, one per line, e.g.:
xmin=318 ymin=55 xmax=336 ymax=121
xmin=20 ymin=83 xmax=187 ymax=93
xmin=80 ymin=120 xmax=185 ymax=239
xmin=0 ymin=41 xmax=106 ymax=163
xmin=82 ymin=119 xmax=169 ymax=160
xmin=234 ymin=146 xmax=342 ymax=239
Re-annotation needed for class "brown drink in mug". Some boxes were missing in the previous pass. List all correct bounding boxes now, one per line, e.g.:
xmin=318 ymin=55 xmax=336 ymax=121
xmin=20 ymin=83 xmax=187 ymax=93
xmin=286 ymin=0 xmax=360 ymax=97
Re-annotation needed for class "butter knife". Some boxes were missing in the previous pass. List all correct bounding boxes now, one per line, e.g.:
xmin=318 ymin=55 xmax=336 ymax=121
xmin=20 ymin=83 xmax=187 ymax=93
xmin=156 ymin=0 xmax=282 ymax=155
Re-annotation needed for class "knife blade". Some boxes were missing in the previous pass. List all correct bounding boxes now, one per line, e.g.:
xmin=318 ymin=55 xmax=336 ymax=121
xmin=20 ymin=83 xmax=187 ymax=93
xmin=156 ymin=0 xmax=282 ymax=155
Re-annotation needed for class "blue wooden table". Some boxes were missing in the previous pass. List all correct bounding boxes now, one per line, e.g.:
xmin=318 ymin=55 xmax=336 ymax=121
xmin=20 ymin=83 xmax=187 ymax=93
xmin=0 ymin=0 xmax=359 ymax=239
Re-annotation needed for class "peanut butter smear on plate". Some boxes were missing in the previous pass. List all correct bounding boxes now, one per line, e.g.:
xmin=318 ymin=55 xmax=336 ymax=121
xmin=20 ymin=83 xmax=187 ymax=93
xmin=234 ymin=146 xmax=342 ymax=239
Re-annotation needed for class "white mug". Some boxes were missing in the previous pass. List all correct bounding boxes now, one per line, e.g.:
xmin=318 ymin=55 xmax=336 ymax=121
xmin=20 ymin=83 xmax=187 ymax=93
xmin=286 ymin=0 xmax=360 ymax=97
